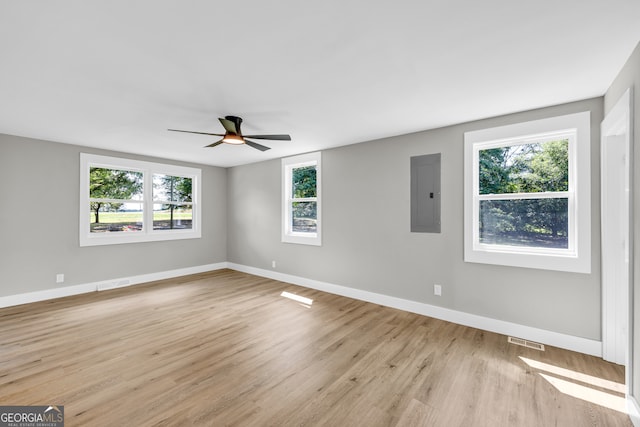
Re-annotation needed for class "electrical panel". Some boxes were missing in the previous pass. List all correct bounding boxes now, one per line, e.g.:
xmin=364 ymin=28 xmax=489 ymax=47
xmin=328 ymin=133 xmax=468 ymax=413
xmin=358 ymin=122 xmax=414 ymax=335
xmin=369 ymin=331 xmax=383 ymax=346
xmin=411 ymin=153 xmax=441 ymax=233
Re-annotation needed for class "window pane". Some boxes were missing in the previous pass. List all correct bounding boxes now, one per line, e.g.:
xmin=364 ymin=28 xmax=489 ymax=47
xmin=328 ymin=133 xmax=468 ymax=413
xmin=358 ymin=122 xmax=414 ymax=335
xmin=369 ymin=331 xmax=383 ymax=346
xmin=479 ymin=139 xmax=568 ymax=195
xmin=292 ymin=166 xmax=316 ymax=198
xmin=292 ymin=201 xmax=317 ymax=233
xmin=90 ymin=167 xmax=143 ymax=200
xmin=90 ymin=202 xmax=143 ymax=233
xmin=153 ymin=204 xmax=193 ymax=230
xmin=153 ymin=175 xmax=193 ymax=202
xmin=479 ymin=198 xmax=568 ymax=248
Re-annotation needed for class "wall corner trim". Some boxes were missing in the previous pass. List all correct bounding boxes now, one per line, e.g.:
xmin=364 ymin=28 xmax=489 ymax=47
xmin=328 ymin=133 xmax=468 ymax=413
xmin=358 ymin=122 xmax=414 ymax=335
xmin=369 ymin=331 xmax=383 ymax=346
xmin=227 ymin=262 xmax=602 ymax=357
xmin=0 ymin=262 xmax=228 ymax=308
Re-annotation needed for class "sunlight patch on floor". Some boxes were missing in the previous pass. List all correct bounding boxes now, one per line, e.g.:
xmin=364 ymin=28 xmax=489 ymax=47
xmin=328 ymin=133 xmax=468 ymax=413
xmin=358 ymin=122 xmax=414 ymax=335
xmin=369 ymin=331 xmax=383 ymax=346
xmin=281 ymin=291 xmax=313 ymax=307
xmin=519 ymin=356 xmax=627 ymax=413
xmin=519 ymin=356 xmax=626 ymax=394
xmin=540 ymin=373 xmax=627 ymax=413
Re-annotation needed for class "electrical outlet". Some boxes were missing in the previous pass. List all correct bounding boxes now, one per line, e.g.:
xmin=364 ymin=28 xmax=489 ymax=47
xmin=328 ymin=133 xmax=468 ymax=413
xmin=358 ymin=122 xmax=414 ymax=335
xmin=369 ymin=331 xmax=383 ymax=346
xmin=272 ymin=260 xmax=276 ymax=269
xmin=434 ymin=284 xmax=442 ymax=296
xmin=56 ymin=274 xmax=65 ymax=284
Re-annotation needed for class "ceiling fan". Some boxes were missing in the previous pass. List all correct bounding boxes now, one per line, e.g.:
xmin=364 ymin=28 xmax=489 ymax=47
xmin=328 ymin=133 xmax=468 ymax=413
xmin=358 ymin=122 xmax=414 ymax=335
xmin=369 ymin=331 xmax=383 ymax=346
xmin=168 ymin=115 xmax=291 ymax=151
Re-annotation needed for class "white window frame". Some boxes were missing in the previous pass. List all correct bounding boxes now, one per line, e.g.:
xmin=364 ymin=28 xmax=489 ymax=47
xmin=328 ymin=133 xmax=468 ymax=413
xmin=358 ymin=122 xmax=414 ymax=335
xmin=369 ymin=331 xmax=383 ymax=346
xmin=463 ymin=111 xmax=591 ymax=273
xmin=282 ymin=152 xmax=322 ymax=246
xmin=80 ymin=153 xmax=202 ymax=246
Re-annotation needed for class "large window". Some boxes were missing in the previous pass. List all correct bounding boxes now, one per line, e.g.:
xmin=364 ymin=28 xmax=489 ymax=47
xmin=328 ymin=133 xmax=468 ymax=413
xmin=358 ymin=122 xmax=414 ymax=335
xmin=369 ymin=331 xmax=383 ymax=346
xmin=282 ymin=152 xmax=321 ymax=246
xmin=464 ymin=112 xmax=591 ymax=273
xmin=80 ymin=154 xmax=201 ymax=246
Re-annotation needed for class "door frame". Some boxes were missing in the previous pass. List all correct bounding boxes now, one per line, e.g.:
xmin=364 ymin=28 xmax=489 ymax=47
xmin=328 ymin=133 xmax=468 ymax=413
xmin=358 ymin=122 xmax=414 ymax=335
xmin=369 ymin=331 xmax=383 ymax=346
xmin=601 ymin=87 xmax=634 ymax=409
xmin=601 ymin=88 xmax=632 ymax=365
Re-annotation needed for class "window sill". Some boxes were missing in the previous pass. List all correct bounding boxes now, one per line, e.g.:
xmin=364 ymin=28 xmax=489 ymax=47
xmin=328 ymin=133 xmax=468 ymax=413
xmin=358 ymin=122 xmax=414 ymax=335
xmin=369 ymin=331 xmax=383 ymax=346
xmin=80 ymin=229 xmax=201 ymax=247
xmin=464 ymin=247 xmax=590 ymax=273
xmin=282 ymin=233 xmax=322 ymax=246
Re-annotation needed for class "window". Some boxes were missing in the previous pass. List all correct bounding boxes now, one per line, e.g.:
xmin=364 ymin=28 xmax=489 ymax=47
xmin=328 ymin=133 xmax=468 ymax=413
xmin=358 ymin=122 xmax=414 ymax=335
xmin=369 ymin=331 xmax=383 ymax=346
xmin=152 ymin=174 xmax=193 ymax=231
xmin=80 ymin=153 xmax=201 ymax=246
xmin=282 ymin=152 xmax=321 ymax=245
xmin=88 ymin=167 xmax=144 ymax=233
xmin=464 ymin=112 xmax=591 ymax=273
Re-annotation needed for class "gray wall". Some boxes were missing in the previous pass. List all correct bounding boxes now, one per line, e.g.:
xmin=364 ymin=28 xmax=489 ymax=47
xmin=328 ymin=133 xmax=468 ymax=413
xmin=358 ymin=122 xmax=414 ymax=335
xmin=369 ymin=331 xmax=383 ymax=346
xmin=228 ymin=98 xmax=603 ymax=340
xmin=604 ymin=41 xmax=640 ymax=400
xmin=1 ymin=66 xmax=621 ymax=344
xmin=0 ymin=134 xmax=227 ymax=297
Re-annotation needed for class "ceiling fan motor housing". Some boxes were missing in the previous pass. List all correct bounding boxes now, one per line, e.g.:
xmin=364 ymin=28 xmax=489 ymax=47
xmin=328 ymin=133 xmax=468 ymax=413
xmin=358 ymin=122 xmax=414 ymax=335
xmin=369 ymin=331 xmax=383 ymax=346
xmin=225 ymin=116 xmax=243 ymax=134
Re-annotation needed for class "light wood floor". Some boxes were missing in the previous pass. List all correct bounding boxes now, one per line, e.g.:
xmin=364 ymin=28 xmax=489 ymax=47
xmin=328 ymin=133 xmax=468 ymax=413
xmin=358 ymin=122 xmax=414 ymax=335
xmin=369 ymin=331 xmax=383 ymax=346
xmin=0 ymin=269 xmax=631 ymax=426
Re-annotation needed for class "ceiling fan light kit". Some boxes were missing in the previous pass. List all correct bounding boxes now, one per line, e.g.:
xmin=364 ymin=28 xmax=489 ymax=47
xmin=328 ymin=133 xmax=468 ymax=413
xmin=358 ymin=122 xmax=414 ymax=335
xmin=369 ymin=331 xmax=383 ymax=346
xmin=222 ymin=134 xmax=244 ymax=145
xmin=168 ymin=115 xmax=291 ymax=152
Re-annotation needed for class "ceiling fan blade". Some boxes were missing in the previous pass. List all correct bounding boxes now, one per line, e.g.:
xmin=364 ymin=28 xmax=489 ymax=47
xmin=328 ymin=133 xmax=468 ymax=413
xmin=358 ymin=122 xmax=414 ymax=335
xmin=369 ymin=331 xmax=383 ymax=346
xmin=219 ymin=117 xmax=238 ymax=134
xmin=245 ymin=139 xmax=271 ymax=151
xmin=168 ymin=129 xmax=225 ymax=137
xmin=205 ymin=139 xmax=225 ymax=148
xmin=242 ymin=134 xmax=291 ymax=141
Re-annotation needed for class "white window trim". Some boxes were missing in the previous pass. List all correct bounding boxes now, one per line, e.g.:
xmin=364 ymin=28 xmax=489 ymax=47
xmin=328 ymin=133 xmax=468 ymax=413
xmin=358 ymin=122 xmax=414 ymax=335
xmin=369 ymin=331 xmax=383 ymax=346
xmin=80 ymin=153 xmax=202 ymax=246
xmin=463 ymin=111 xmax=591 ymax=273
xmin=282 ymin=152 xmax=322 ymax=246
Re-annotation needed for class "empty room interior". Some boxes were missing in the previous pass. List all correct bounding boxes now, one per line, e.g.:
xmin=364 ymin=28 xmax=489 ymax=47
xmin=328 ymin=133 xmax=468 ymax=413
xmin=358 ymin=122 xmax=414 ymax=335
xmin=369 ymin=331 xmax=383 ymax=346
xmin=2 ymin=2 xmax=640 ymax=426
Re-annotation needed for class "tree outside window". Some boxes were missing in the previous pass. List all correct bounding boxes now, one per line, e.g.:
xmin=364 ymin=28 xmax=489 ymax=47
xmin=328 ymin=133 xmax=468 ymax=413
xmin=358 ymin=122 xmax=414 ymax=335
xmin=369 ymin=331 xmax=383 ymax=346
xmin=89 ymin=167 xmax=143 ymax=232
xmin=291 ymin=166 xmax=317 ymax=233
xmin=153 ymin=175 xmax=193 ymax=230
xmin=478 ymin=139 xmax=569 ymax=248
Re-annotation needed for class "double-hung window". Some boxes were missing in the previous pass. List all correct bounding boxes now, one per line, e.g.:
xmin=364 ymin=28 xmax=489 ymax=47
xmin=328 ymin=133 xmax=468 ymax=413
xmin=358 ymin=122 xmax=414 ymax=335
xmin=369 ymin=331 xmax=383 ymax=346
xmin=464 ymin=112 xmax=591 ymax=273
xmin=152 ymin=174 xmax=194 ymax=230
xmin=282 ymin=152 xmax=321 ymax=245
xmin=80 ymin=153 xmax=201 ymax=246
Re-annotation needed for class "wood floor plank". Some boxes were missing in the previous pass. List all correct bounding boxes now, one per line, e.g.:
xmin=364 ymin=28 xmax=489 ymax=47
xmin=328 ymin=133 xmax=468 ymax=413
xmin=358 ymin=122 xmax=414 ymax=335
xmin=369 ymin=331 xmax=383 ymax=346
xmin=0 ymin=269 xmax=632 ymax=426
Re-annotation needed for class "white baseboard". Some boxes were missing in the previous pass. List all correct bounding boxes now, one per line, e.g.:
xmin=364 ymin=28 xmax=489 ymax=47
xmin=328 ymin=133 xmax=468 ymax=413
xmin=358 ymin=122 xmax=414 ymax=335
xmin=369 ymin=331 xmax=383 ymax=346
xmin=0 ymin=262 xmax=228 ymax=308
xmin=228 ymin=262 xmax=603 ymax=357
xmin=0 ymin=261 xmax=603 ymax=358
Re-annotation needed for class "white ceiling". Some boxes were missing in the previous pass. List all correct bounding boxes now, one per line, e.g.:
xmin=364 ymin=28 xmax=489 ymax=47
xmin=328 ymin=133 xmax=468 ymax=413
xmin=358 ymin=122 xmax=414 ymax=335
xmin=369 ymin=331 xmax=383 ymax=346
xmin=1 ymin=1 xmax=639 ymax=167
